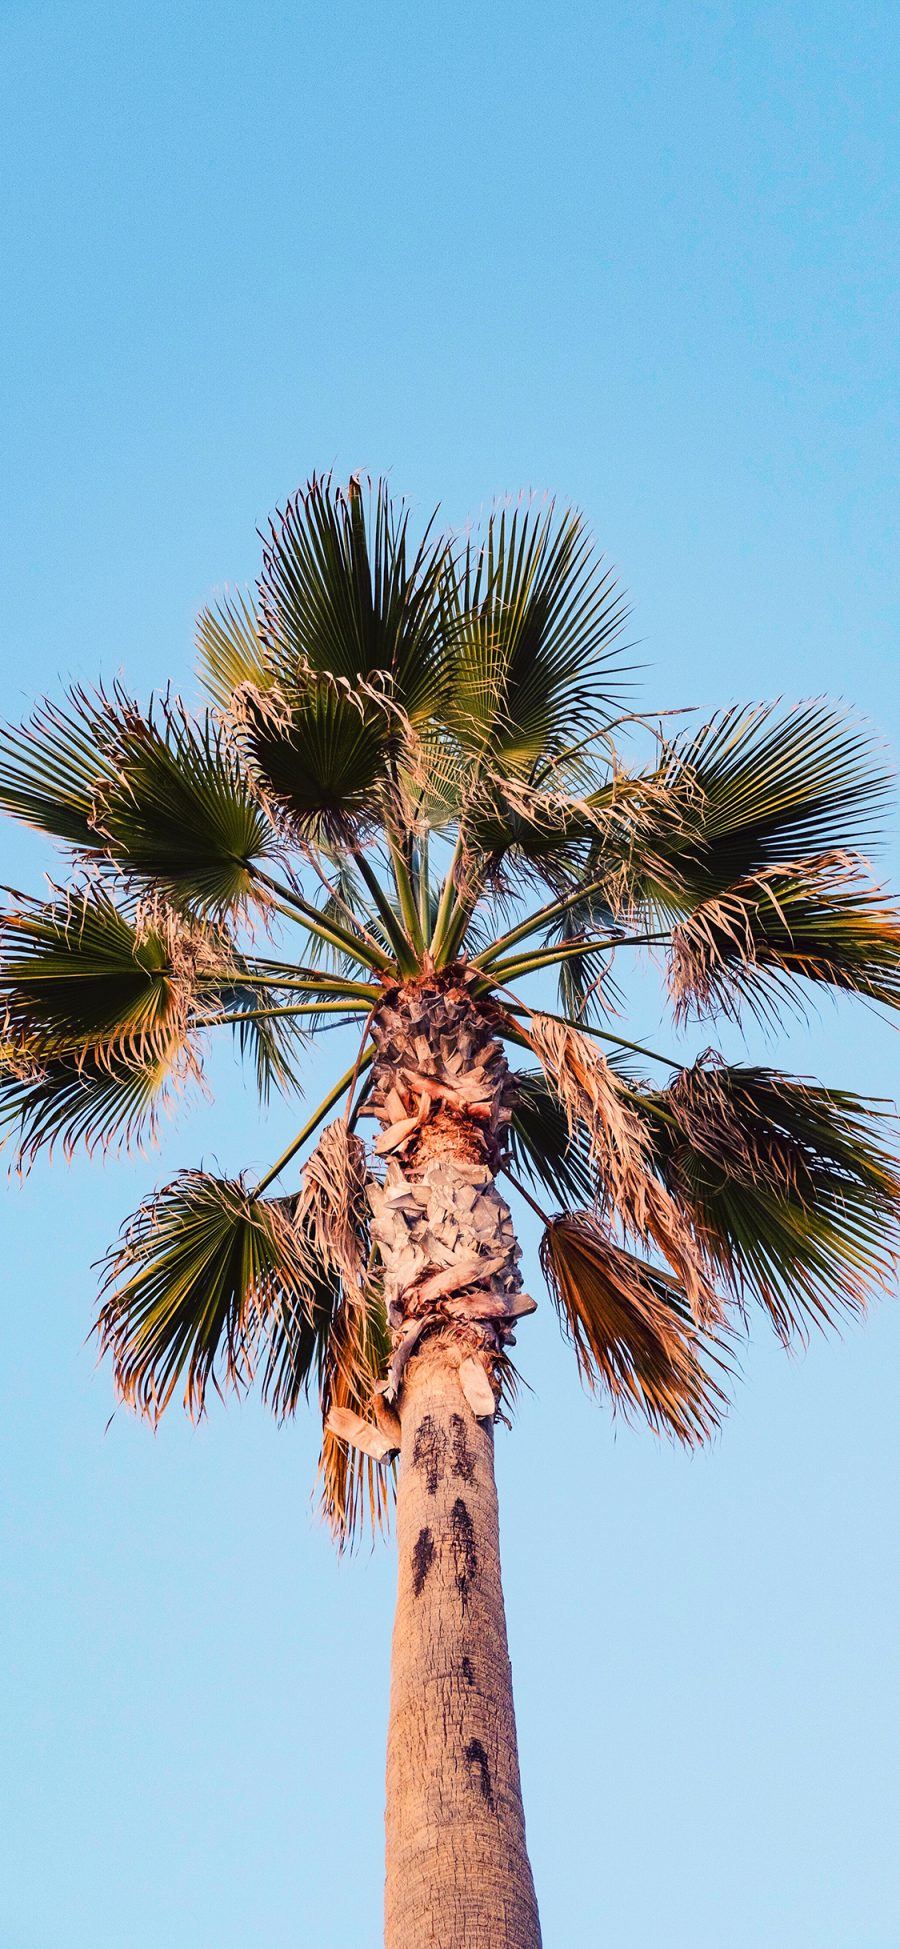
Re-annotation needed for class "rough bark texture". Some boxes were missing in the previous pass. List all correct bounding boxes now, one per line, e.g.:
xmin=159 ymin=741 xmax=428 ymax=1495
xmin=369 ymin=975 xmax=542 ymax=1949
xmin=367 ymin=975 xmax=534 ymax=1414
xmin=384 ymin=1339 xmax=542 ymax=1949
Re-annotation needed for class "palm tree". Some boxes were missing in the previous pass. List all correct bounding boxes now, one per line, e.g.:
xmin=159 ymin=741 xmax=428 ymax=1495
xmin=3 ymin=474 xmax=899 ymax=1948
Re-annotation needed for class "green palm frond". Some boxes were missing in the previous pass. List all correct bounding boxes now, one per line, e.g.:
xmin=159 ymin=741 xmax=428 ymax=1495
xmin=1 ymin=1044 xmax=185 ymax=1165
xmin=95 ymin=1171 xmax=327 ymax=1420
xmin=259 ymin=473 xmax=448 ymax=721
xmin=212 ymin=984 xmax=310 ymax=1103
xmin=234 ymin=675 xmax=399 ymax=842
xmin=444 ymin=502 xmax=630 ymax=774
xmin=668 ymin=855 xmax=900 ymax=1023
xmin=195 ymin=588 xmax=274 ymax=710
xmin=88 ymin=693 xmax=278 ymax=914
xmin=639 ymin=1057 xmax=900 ymax=1342
xmin=0 ymin=688 xmax=119 ymax=844
xmin=655 ymin=701 xmax=892 ymax=900
xmin=0 ymin=888 xmax=209 ymax=1063
xmin=0 ymin=889 xmax=210 ymax=1161
xmin=540 ymin=1212 xmax=725 ymax=1444
xmin=507 ymin=1069 xmax=594 ymax=1208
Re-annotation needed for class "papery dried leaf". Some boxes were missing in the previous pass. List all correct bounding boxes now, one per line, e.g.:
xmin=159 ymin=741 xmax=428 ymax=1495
xmin=528 ymin=1013 xmax=717 ymax=1319
xmin=319 ymin=1288 xmax=393 ymax=1548
xmin=296 ymin=1118 xmax=371 ymax=1300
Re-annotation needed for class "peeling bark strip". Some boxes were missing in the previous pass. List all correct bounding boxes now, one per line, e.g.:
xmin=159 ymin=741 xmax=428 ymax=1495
xmin=385 ymin=1347 xmax=542 ymax=1948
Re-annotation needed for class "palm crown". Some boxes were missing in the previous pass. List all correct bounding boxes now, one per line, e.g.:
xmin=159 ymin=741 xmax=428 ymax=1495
xmin=3 ymin=473 xmax=899 ymax=1543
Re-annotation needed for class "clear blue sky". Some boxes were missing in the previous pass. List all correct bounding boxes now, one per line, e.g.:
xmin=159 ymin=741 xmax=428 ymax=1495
xmin=2 ymin=4 xmax=898 ymax=1945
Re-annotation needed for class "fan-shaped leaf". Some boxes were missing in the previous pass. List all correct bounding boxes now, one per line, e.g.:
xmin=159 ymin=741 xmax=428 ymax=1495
xmin=235 ymin=676 xmax=396 ymax=840
xmin=89 ymin=695 xmax=277 ymax=914
xmin=96 ymin=1172 xmax=326 ymax=1420
xmin=259 ymin=473 xmax=448 ymax=722
xmin=0 ymin=888 xmax=213 ymax=1064
xmin=639 ymin=1058 xmax=900 ymax=1341
xmin=1 ymin=1044 xmax=186 ymax=1165
xmin=0 ymin=689 xmax=118 ymax=845
xmin=668 ymin=855 xmax=900 ymax=1023
xmin=444 ymin=502 xmax=630 ymax=773
xmin=655 ymin=701 xmax=892 ymax=899
xmin=196 ymin=589 xmax=274 ymax=710
xmin=541 ymin=1212 xmax=725 ymax=1443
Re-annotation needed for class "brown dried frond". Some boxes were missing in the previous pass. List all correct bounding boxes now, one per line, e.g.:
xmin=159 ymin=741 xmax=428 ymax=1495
xmin=319 ymin=1290 xmax=393 ymax=1547
xmin=665 ymin=1052 xmax=811 ymax=1194
xmin=296 ymin=1119 xmax=371 ymax=1302
xmin=528 ymin=1013 xmax=718 ymax=1320
xmin=541 ymin=1212 xmax=726 ymax=1445
xmin=669 ymin=889 xmax=759 ymax=1023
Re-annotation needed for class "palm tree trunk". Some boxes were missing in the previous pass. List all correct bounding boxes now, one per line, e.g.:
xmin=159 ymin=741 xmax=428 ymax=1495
xmin=367 ymin=974 xmax=542 ymax=1946
xmin=384 ymin=1333 xmax=542 ymax=1949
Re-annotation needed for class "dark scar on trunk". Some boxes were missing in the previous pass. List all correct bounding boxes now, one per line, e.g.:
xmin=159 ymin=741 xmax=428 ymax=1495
xmin=412 ymin=1415 xmax=446 ymax=1496
xmin=450 ymin=1498 xmax=477 ymax=1608
xmin=411 ymin=1527 xmax=434 ymax=1597
xmin=460 ymin=1656 xmax=475 ymax=1686
xmin=449 ymin=1413 xmax=475 ymax=1482
xmin=464 ymin=1738 xmax=495 ymax=1810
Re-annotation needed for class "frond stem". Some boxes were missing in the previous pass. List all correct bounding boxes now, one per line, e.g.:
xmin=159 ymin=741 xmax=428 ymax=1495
xmin=482 ymin=932 xmax=670 ymax=986
xmin=500 ymin=1166 xmax=552 ymax=1226
xmin=385 ymin=827 xmax=427 ymax=956
xmin=472 ymin=874 xmax=614 ymax=968
xmin=251 ymin=867 xmax=395 ymax=974
xmin=415 ymin=830 xmax=431 ymax=940
xmin=429 ymin=831 xmax=466 ymax=965
xmin=348 ymin=843 xmax=419 ymax=974
xmin=501 ymin=997 xmax=678 ymax=1070
xmin=195 ymin=1001 xmax=370 ymax=1027
xmin=199 ymin=969 xmax=382 ymax=1000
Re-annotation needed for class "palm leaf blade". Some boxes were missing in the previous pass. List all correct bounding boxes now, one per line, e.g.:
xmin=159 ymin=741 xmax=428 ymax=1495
xmin=95 ymin=1172 xmax=329 ymax=1419
xmin=541 ymin=1213 xmax=725 ymax=1443
xmin=639 ymin=1058 xmax=900 ymax=1341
